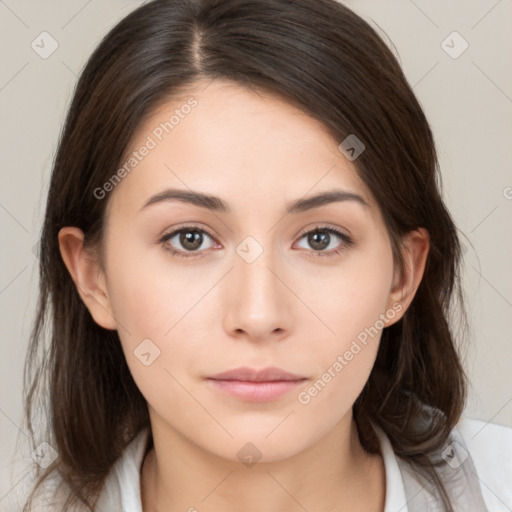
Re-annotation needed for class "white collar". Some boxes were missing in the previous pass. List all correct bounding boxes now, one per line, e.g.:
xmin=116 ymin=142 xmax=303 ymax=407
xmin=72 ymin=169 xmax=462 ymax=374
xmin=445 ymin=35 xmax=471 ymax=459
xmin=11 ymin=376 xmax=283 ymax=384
xmin=372 ymin=424 xmax=409 ymax=511
xmin=98 ymin=425 xmax=409 ymax=512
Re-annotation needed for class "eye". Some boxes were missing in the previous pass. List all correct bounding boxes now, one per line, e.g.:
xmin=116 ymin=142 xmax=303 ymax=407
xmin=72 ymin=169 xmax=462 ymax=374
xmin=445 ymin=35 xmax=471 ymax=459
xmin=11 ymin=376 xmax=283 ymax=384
xmin=159 ymin=224 xmax=354 ymax=260
xmin=159 ymin=226 xmax=218 ymax=259
xmin=295 ymin=226 xmax=354 ymax=257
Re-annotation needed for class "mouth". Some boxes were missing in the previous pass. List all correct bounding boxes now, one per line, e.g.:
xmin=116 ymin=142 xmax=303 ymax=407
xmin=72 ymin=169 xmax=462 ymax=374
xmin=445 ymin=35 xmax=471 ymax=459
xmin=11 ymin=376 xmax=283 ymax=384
xmin=206 ymin=366 xmax=308 ymax=402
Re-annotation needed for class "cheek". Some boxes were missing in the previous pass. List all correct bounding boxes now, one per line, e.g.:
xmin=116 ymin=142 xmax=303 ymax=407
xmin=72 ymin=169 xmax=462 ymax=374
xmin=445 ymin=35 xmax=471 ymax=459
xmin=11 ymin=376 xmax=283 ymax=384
xmin=104 ymin=228 xmax=204 ymax=338
xmin=102 ymin=233 xmax=216 ymax=400
xmin=295 ymin=307 xmax=383 ymax=433
xmin=106 ymin=256 xmax=197 ymax=418
xmin=303 ymin=244 xmax=394 ymax=351
xmin=296 ymin=246 xmax=394 ymax=407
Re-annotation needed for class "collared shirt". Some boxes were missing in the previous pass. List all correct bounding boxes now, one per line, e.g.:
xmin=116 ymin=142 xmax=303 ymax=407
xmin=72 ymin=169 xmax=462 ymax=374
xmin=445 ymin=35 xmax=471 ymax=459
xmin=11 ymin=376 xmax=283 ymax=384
xmin=93 ymin=417 xmax=512 ymax=511
xmin=6 ymin=417 xmax=512 ymax=511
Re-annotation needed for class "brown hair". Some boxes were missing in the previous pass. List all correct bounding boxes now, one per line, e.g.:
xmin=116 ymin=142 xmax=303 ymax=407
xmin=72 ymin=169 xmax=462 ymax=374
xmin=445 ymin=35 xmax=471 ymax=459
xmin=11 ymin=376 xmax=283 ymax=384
xmin=22 ymin=0 xmax=467 ymax=509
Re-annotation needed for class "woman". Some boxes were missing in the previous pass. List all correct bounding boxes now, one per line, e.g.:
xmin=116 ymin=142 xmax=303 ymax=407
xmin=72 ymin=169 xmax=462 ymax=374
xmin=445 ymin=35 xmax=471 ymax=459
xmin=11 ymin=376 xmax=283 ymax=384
xmin=17 ymin=0 xmax=512 ymax=510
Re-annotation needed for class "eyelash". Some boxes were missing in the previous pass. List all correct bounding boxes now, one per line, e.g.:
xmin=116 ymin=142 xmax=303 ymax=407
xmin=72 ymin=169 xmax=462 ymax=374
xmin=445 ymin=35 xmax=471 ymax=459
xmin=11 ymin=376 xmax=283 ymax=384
xmin=158 ymin=225 xmax=354 ymax=260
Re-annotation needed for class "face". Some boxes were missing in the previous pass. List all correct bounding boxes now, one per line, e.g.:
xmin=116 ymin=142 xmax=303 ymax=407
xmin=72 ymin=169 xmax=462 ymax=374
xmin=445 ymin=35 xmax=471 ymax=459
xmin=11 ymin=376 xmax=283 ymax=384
xmin=85 ymin=79 xmax=409 ymax=462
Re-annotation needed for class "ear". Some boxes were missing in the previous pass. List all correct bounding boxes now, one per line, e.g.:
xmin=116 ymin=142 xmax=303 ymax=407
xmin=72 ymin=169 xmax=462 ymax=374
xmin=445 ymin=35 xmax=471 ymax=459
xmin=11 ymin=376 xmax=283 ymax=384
xmin=385 ymin=227 xmax=430 ymax=326
xmin=58 ymin=227 xmax=117 ymax=330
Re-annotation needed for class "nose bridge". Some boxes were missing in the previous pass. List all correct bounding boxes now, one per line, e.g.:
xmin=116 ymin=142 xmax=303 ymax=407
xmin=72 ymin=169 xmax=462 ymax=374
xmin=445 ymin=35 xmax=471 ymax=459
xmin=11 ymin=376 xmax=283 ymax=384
xmin=224 ymin=233 xmax=291 ymax=339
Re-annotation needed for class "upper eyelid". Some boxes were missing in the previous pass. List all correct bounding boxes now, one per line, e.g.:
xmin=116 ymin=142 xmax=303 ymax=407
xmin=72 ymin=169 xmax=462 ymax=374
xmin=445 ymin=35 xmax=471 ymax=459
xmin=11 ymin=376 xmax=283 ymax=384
xmin=161 ymin=225 xmax=218 ymax=242
xmin=295 ymin=224 xmax=349 ymax=238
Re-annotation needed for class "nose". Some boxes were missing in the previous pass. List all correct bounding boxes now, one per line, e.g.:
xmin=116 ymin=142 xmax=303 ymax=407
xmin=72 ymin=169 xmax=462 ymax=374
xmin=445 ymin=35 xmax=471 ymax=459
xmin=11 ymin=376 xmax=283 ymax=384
xmin=222 ymin=244 xmax=293 ymax=343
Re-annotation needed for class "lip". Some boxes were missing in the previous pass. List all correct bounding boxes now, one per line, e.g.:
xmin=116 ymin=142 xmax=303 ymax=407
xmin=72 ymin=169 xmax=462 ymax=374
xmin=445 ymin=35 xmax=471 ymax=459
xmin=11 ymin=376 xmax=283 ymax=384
xmin=206 ymin=366 xmax=308 ymax=402
xmin=208 ymin=366 xmax=306 ymax=382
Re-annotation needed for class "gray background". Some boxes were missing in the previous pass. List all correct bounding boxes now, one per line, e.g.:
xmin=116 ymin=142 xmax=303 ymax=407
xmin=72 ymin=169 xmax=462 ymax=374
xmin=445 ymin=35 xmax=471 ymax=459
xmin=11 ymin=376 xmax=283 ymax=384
xmin=1 ymin=0 xmax=511 ymax=506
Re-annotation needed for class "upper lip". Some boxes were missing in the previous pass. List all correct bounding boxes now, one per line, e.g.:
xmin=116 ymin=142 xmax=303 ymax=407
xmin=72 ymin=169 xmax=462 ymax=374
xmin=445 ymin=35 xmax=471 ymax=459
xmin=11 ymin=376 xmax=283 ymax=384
xmin=207 ymin=366 xmax=307 ymax=382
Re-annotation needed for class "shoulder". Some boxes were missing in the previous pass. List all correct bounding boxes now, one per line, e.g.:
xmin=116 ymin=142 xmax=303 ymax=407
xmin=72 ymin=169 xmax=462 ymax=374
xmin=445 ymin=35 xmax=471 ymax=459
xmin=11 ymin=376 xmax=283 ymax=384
xmin=3 ymin=468 xmax=77 ymax=512
xmin=456 ymin=416 xmax=512 ymax=511
xmin=95 ymin=427 xmax=150 ymax=511
xmin=5 ymin=429 xmax=150 ymax=512
xmin=373 ymin=409 xmax=512 ymax=512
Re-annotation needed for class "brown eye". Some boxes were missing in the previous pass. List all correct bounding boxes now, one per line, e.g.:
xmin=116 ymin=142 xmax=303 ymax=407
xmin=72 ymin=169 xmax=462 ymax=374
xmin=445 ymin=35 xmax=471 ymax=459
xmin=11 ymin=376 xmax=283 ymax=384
xmin=307 ymin=231 xmax=330 ymax=251
xmin=178 ymin=230 xmax=204 ymax=251
xmin=159 ymin=226 xmax=217 ymax=258
xmin=295 ymin=226 xmax=354 ymax=257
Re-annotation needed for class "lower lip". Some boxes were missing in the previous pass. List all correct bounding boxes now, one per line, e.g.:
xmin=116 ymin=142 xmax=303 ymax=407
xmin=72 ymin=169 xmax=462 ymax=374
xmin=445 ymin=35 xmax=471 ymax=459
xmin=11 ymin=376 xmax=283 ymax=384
xmin=206 ymin=378 xmax=307 ymax=402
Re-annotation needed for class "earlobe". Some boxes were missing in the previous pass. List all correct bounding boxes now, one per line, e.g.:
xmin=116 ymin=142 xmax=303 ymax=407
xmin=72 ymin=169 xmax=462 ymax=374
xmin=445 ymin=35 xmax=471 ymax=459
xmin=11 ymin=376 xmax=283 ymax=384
xmin=58 ymin=227 xmax=117 ymax=330
xmin=386 ymin=228 xmax=430 ymax=324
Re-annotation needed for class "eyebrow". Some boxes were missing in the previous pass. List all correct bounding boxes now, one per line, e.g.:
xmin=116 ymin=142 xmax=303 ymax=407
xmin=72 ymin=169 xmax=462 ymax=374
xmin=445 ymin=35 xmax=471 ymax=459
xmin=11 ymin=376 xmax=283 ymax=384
xmin=139 ymin=187 xmax=369 ymax=214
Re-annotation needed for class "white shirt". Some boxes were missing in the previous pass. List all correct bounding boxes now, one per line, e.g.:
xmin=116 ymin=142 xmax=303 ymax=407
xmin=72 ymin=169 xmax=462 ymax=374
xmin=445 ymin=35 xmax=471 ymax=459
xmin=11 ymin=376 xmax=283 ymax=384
xmin=93 ymin=417 xmax=512 ymax=512
xmin=6 ymin=417 xmax=512 ymax=511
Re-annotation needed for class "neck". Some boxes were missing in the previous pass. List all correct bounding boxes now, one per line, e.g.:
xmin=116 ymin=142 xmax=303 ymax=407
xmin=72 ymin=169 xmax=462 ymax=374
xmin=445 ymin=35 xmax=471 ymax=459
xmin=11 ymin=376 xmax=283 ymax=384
xmin=140 ymin=410 xmax=385 ymax=512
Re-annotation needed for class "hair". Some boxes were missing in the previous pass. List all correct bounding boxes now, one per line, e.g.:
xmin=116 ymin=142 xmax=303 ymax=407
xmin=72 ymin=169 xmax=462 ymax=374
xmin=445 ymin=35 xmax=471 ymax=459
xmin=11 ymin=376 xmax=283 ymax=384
xmin=21 ymin=0 xmax=468 ymax=510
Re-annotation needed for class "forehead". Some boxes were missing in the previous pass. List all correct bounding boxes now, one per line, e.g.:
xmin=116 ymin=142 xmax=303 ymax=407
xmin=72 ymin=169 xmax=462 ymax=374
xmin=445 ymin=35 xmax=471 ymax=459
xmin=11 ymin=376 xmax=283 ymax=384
xmin=106 ymin=79 xmax=376 ymax=219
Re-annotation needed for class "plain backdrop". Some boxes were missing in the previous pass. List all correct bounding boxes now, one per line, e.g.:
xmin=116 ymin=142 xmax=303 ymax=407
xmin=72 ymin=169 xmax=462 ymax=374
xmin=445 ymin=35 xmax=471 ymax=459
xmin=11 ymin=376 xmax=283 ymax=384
xmin=1 ymin=0 xmax=511 ymax=506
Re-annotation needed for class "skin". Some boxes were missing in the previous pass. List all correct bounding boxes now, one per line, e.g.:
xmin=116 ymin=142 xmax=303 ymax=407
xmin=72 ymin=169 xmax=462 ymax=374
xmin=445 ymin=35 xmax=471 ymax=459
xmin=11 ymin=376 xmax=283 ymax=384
xmin=59 ymin=79 xmax=429 ymax=512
